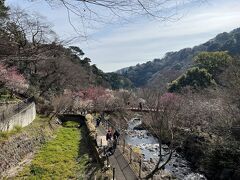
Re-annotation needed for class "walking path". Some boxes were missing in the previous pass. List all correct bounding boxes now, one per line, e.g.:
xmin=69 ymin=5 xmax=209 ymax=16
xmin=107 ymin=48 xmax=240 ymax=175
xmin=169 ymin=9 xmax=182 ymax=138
xmin=97 ymin=125 xmax=138 ymax=180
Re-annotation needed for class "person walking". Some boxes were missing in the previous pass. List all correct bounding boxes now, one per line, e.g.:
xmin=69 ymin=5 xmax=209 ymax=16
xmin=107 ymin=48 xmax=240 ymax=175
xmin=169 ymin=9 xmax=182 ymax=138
xmin=105 ymin=129 xmax=114 ymax=157
xmin=105 ymin=139 xmax=114 ymax=157
xmin=112 ymin=129 xmax=120 ymax=149
xmin=106 ymin=130 xmax=112 ymax=141
xmin=96 ymin=117 xmax=101 ymax=127
xmin=139 ymin=102 xmax=142 ymax=110
xmin=113 ymin=129 xmax=120 ymax=140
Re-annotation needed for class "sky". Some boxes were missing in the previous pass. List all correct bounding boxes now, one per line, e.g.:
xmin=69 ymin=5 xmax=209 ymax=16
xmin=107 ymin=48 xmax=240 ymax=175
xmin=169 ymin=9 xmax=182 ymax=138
xmin=5 ymin=0 xmax=240 ymax=72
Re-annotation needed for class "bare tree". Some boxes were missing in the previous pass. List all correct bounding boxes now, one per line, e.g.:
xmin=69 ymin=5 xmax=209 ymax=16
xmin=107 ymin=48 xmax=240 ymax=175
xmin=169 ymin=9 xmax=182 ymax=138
xmin=142 ymin=91 xmax=182 ymax=179
xmin=35 ymin=0 xmax=206 ymax=36
xmin=177 ymin=88 xmax=240 ymax=138
xmin=1 ymin=7 xmax=60 ymax=77
xmin=136 ymin=88 xmax=159 ymax=109
xmin=90 ymin=89 xmax=124 ymax=112
xmin=222 ymin=57 xmax=240 ymax=108
xmin=7 ymin=7 xmax=57 ymax=47
xmin=50 ymin=93 xmax=73 ymax=119
xmin=115 ymin=89 xmax=134 ymax=106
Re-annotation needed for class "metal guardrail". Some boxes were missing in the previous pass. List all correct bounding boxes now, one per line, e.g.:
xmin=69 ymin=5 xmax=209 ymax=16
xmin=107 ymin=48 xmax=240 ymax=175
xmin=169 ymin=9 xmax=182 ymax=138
xmin=0 ymin=97 xmax=35 ymax=122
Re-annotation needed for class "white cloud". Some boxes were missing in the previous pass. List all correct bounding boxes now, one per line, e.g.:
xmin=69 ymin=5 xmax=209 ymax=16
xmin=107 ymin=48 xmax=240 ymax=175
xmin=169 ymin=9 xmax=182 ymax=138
xmin=80 ymin=0 xmax=240 ymax=71
xmin=5 ymin=0 xmax=240 ymax=72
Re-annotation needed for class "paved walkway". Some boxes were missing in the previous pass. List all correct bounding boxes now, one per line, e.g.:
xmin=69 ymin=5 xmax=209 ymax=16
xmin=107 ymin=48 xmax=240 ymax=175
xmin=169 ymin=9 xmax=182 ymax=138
xmin=97 ymin=125 xmax=138 ymax=180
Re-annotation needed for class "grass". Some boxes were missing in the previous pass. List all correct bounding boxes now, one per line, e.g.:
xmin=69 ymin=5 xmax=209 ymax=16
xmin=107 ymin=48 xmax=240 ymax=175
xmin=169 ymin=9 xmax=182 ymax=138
xmin=0 ymin=94 xmax=11 ymax=101
xmin=62 ymin=121 xmax=80 ymax=128
xmin=16 ymin=122 xmax=92 ymax=179
xmin=0 ymin=125 xmax=22 ymax=142
xmin=0 ymin=115 xmax=53 ymax=143
xmin=0 ymin=93 xmax=19 ymax=102
xmin=24 ymin=115 xmax=55 ymax=137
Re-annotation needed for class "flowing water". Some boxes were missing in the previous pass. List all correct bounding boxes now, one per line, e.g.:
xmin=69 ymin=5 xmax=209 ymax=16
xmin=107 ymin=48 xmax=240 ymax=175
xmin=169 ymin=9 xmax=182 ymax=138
xmin=125 ymin=118 xmax=207 ymax=180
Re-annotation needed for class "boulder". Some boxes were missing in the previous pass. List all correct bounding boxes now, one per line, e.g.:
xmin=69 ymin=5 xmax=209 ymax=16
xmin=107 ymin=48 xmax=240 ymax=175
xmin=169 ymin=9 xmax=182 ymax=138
xmin=179 ymin=163 xmax=187 ymax=168
xmin=133 ymin=123 xmax=145 ymax=130
xmin=160 ymin=170 xmax=173 ymax=180
xmin=150 ymin=158 xmax=154 ymax=163
xmin=146 ymin=132 xmax=151 ymax=136
xmin=173 ymin=164 xmax=178 ymax=168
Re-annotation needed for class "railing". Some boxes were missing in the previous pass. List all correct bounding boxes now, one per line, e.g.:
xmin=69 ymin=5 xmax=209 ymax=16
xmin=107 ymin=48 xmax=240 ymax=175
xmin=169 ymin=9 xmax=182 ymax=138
xmin=0 ymin=97 xmax=35 ymax=122
xmin=102 ymin=107 xmax=160 ymax=114
xmin=101 ymin=117 xmax=143 ymax=179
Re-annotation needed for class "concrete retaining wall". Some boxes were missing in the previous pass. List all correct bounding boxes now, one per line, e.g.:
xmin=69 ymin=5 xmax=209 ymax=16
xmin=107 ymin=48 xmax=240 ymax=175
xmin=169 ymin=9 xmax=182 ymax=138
xmin=0 ymin=102 xmax=36 ymax=131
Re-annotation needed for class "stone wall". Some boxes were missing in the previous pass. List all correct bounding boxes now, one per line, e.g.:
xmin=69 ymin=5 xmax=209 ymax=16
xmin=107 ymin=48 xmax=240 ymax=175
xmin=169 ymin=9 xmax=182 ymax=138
xmin=0 ymin=132 xmax=46 ymax=176
xmin=0 ymin=120 xmax=58 ymax=177
xmin=0 ymin=102 xmax=36 ymax=131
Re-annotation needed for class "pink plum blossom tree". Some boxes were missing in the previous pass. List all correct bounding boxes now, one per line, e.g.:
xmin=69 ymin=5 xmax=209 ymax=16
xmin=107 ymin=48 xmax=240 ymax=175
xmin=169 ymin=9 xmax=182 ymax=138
xmin=0 ymin=63 xmax=28 ymax=95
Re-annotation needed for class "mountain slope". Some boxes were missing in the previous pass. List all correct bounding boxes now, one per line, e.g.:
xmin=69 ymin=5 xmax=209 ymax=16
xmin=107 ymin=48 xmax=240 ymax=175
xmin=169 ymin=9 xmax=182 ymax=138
xmin=117 ymin=27 xmax=240 ymax=89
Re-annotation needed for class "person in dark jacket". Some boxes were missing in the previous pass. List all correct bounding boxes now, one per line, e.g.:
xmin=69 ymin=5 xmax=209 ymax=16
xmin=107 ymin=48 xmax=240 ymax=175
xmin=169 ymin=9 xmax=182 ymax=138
xmin=139 ymin=102 xmax=142 ymax=110
xmin=106 ymin=130 xmax=112 ymax=141
xmin=113 ymin=129 xmax=120 ymax=149
xmin=105 ymin=139 xmax=114 ymax=157
xmin=113 ymin=129 xmax=120 ymax=140
xmin=96 ymin=117 xmax=101 ymax=127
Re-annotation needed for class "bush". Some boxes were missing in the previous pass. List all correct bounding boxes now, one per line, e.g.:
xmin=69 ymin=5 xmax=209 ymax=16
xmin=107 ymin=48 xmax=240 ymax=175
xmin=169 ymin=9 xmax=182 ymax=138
xmin=168 ymin=67 xmax=215 ymax=92
xmin=203 ymin=141 xmax=240 ymax=179
xmin=13 ymin=125 xmax=22 ymax=133
xmin=0 ymin=131 xmax=9 ymax=139
xmin=0 ymin=88 xmax=9 ymax=96
xmin=38 ymin=103 xmax=54 ymax=116
xmin=30 ymin=165 xmax=46 ymax=176
xmin=194 ymin=51 xmax=232 ymax=77
xmin=0 ymin=125 xmax=22 ymax=141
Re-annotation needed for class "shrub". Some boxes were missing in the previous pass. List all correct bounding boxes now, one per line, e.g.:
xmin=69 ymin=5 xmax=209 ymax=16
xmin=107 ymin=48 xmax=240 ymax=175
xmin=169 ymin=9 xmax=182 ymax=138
xmin=132 ymin=147 xmax=141 ymax=154
xmin=0 ymin=131 xmax=9 ymax=139
xmin=194 ymin=51 xmax=232 ymax=77
xmin=203 ymin=141 xmax=240 ymax=179
xmin=38 ymin=103 xmax=54 ymax=116
xmin=0 ymin=125 xmax=22 ymax=141
xmin=168 ymin=67 xmax=215 ymax=92
xmin=13 ymin=125 xmax=22 ymax=133
xmin=30 ymin=165 xmax=46 ymax=176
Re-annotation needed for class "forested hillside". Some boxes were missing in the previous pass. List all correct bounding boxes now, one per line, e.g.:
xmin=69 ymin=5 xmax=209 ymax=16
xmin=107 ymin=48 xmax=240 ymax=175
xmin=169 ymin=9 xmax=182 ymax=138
xmin=117 ymin=28 xmax=240 ymax=89
xmin=0 ymin=3 xmax=131 ymax=101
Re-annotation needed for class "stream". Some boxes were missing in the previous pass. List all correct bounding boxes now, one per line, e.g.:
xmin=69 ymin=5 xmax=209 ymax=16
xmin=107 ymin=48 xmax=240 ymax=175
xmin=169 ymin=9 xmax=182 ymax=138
xmin=125 ymin=117 xmax=207 ymax=180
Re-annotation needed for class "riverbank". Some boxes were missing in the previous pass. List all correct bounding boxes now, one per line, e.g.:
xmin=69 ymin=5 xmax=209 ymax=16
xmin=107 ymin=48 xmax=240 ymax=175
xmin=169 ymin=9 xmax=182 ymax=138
xmin=128 ymin=113 xmax=240 ymax=180
xmin=182 ymin=132 xmax=240 ymax=180
xmin=125 ymin=117 xmax=207 ymax=179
